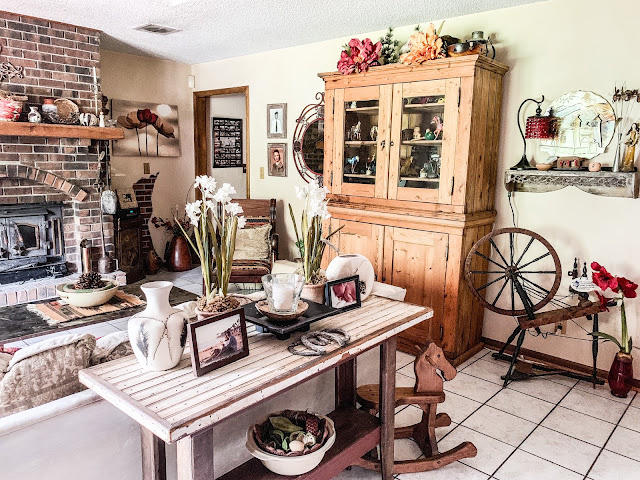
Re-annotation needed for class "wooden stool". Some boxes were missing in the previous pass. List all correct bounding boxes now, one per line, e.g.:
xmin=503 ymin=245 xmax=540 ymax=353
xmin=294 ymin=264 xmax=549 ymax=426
xmin=353 ymin=341 xmax=477 ymax=474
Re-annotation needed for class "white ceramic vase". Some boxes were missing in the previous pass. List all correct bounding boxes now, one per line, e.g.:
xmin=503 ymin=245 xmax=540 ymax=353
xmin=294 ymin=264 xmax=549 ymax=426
xmin=325 ymin=254 xmax=375 ymax=300
xmin=128 ymin=281 xmax=188 ymax=371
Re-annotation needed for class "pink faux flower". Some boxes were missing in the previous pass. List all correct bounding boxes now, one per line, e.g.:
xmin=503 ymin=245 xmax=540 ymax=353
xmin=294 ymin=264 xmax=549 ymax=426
xmin=337 ymin=38 xmax=382 ymax=75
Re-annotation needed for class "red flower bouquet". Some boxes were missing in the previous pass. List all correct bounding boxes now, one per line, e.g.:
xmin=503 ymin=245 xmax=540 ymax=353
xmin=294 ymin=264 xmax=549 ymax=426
xmin=337 ymin=38 xmax=382 ymax=75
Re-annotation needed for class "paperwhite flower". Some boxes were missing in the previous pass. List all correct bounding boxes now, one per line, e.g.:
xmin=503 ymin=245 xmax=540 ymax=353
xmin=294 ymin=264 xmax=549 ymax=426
xmin=204 ymin=200 xmax=217 ymax=213
xmin=225 ymin=202 xmax=243 ymax=216
xmin=185 ymin=200 xmax=202 ymax=227
xmin=237 ymin=216 xmax=247 ymax=229
xmin=213 ymin=183 xmax=236 ymax=204
xmin=295 ymin=185 xmax=308 ymax=200
xmin=195 ymin=175 xmax=217 ymax=197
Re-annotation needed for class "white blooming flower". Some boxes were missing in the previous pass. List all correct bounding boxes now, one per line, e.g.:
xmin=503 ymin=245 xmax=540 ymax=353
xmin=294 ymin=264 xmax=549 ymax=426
xmin=204 ymin=200 xmax=217 ymax=213
xmin=295 ymin=185 xmax=308 ymax=200
xmin=225 ymin=202 xmax=243 ymax=216
xmin=185 ymin=200 xmax=202 ymax=227
xmin=237 ymin=216 xmax=247 ymax=229
xmin=213 ymin=183 xmax=236 ymax=204
xmin=195 ymin=175 xmax=217 ymax=198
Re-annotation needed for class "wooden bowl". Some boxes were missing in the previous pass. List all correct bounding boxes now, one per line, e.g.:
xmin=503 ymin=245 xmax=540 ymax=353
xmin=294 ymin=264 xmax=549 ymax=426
xmin=256 ymin=300 xmax=308 ymax=322
xmin=535 ymin=163 xmax=553 ymax=171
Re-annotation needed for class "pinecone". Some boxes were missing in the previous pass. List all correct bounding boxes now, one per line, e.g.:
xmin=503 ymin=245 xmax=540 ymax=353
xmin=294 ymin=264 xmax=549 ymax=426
xmin=75 ymin=272 xmax=106 ymax=290
xmin=305 ymin=414 xmax=320 ymax=437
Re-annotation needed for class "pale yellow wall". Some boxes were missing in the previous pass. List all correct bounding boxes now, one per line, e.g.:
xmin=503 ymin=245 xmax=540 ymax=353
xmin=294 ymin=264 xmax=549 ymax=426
xmin=191 ymin=0 xmax=640 ymax=374
xmin=100 ymin=50 xmax=195 ymax=255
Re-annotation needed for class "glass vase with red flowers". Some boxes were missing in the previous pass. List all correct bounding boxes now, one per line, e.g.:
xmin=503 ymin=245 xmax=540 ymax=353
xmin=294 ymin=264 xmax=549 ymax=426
xmin=589 ymin=262 xmax=637 ymax=397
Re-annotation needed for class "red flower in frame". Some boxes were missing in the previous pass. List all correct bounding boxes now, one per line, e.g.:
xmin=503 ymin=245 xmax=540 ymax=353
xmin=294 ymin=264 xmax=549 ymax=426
xmin=137 ymin=108 xmax=158 ymax=125
xmin=617 ymin=277 xmax=638 ymax=298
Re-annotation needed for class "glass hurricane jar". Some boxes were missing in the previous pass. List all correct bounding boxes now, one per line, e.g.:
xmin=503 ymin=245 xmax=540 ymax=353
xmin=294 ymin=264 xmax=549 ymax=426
xmin=261 ymin=273 xmax=305 ymax=314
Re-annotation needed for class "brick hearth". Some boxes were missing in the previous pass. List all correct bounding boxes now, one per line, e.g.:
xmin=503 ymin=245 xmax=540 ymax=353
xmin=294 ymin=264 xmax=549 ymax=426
xmin=0 ymin=11 xmax=113 ymax=273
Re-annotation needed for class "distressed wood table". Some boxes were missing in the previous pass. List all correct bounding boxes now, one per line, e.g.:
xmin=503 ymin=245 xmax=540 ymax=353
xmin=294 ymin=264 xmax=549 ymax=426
xmin=79 ymin=297 xmax=431 ymax=480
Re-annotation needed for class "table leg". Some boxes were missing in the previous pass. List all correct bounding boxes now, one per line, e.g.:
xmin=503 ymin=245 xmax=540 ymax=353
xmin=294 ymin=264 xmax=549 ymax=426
xmin=335 ymin=358 xmax=357 ymax=409
xmin=379 ymin=337 xmax=396 ymax=479
xmin=176 ymin=428 xmax=214 ymax=480
xmin=141 ymin=427 xmax=167 ymax=480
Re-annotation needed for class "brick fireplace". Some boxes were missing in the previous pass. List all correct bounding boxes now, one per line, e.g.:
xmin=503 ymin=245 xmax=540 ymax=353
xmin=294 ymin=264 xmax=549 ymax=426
xmin=0 ymin=11 xmax=113 ymax=276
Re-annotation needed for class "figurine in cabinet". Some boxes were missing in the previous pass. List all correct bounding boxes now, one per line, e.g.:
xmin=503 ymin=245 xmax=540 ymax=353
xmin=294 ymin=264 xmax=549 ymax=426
xmin=347 ymin=121 xmax=362 ymax=141
xmin=346 ymin=155 xmax=360 ymax=174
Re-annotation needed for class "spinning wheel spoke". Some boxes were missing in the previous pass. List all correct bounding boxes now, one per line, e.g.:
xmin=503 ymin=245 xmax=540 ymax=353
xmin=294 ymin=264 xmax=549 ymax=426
xmin=514 ymin=237 xmax=535 ymax=267
xmin=518 ymin=251 xmax=551 ymax=271
xmin=518 ymin=270 xmax=557 ymax=274
xmin=489 ymin=238 xmax=509 ymax=267
xmin=519 ymin=275 xmax=551 ymax=296
xmin=476 ymin=275 xmax=507 ymax=292
xmin=511 ymin=276 xmax=515 ymax=312
xmin=470 ymin=270 xmax=506 ymax=274
xmin=474 ymin=251 xmax=507 ymax=270
xmin=492 ymin=278 xmax=510 ymax=306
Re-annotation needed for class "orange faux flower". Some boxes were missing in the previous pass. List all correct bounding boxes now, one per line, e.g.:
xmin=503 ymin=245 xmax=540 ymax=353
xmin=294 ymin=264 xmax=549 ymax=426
xmin=400 ymin=23 xmax=445 ymax=65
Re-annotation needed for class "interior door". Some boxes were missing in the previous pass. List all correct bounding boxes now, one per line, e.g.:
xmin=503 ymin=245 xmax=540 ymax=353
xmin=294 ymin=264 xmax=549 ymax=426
xmin=331 ymin=85 xmax=392 ymax=199
xmin=388 ymin=78 xmax=460 ymax=204
xmin=383 ymin=227 xmax=448 ymax=350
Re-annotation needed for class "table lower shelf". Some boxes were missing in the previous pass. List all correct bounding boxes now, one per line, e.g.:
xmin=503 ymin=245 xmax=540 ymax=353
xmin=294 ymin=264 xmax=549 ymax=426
xmin=218 ymin=407 xmax=380 ymax=480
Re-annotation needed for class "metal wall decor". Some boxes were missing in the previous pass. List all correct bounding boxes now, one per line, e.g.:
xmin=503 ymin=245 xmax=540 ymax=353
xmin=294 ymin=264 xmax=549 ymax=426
xmin=293 ymin=92 xmax=325 ymax=184
xmin=0 ymin=47 xmax=24 ymax=82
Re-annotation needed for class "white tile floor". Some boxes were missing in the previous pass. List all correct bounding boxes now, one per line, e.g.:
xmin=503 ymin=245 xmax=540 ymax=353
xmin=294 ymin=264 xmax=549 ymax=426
xmin=4 ymin=267 xmax=639 ymax=479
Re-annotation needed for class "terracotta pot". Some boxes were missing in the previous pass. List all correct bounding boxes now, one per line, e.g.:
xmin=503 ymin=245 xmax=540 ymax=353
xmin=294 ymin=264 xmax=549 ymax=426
xmin=147 ymin=249 xmax=162 ymax=274
xmin=168 ymin=235 xmax=192 ymax=272
xmin=608 ymin=352 xmax=633 ymax=398
xmin=301 ymin=282 xmax=325 ymax=304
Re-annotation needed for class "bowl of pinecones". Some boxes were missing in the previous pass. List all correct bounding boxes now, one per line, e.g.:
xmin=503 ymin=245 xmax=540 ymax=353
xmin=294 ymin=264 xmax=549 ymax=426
xmin=56 ymin=272 xmax=119 ymax=307
xmin=247 ymin=410 xmax=336 ymax=475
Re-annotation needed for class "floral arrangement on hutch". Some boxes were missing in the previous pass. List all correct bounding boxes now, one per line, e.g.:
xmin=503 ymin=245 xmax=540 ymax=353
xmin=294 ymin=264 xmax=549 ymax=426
xmin=589 ymin=262 xmax=637 ymax=398
xmin=289 ymin=183 xmax=342 ymax=303
xmin=178 ymin=175 xmax=246 ymax=315
xmin=337 ymin=38 xmax=382 ymax=75
xmin=400 ymin=23 xmax=446 ymax=65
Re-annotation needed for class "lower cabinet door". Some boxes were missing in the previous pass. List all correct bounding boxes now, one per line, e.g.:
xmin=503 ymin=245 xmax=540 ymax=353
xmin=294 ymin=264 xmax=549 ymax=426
xmin=382 ymin=227 xmax=449 ymax=352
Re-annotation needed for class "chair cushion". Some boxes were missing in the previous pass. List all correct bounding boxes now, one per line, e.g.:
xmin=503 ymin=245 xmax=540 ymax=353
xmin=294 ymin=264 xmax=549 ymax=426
xmin=234 ymin=224 xmax=272 ymax=260
xmin=230 ymin=259 xmax=271 ymax=277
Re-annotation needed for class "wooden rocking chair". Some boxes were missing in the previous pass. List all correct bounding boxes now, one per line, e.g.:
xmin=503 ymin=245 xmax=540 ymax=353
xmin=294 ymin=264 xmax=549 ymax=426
xmin=353 ymin=341 xmax=477 ymax=474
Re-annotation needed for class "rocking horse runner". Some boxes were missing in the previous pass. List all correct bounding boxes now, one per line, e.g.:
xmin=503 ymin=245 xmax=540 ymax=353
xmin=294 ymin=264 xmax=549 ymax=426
xmin=353 ymin=341 xmax=477 ymax=474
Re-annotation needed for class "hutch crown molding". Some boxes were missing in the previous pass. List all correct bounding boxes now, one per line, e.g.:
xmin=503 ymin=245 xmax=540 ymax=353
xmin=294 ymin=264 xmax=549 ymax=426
xmin=320 ymin=55 xmax=509 ymax=364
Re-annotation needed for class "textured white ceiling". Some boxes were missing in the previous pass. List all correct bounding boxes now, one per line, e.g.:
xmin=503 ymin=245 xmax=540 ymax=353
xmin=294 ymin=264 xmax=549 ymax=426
xmin=4 ymin=0 xmax=542 ymax=64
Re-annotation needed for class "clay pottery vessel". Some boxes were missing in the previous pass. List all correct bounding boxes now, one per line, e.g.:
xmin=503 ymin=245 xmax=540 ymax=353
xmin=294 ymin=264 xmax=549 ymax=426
xmin=301 ymin=282 xmax=325 ymax=304
xmin=168 ymin=235 xmax=192 ymax=272
xmin=608 ymin=352 xmax=633 ymax=398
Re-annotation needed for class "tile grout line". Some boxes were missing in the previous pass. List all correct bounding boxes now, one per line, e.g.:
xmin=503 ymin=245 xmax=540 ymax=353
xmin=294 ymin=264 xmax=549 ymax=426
xmin=583 ymin=390 xmax=638 ymax=480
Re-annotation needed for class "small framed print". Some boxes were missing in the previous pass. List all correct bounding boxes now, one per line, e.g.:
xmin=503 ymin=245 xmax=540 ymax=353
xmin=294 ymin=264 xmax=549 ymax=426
xmin=267 ymin=103 xmax=287 ymax=138
xmin=325 ymin=275 xmax=361 ymax=312
xmin=268 ymin=143 xmax=287 ymax=177
xmin=116 ymin=188 xmax=138 ymax=209
xmin=212 ymin=117 xmax=243 ymax=168
xmin=187 ymin=307 xmax=249 ymax=377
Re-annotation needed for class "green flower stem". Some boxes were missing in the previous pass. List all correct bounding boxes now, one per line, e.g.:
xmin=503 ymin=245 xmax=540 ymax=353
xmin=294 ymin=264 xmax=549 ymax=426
xmin=621 ymin=299 xmax=630 ymax=354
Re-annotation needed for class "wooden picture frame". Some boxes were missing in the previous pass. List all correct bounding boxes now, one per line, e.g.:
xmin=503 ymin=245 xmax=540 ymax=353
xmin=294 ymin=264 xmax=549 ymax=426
xmin=187 ymin=307 xmax=249 ymax=377
xmin=267 ymin=103 xmax=287 ymax=138
xmin=212 ymin=117 xmax=243 ymax=168
xmin=267 ymin=143 xmax=287 ymax=177
xmin=325 ymin=275 xmax=361 ymax=312
xmin=116 ymin=188 xmax=138 ymax=209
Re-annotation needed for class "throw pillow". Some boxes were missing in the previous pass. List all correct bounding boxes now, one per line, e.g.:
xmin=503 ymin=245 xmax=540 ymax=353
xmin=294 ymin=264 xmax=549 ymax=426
xmin=234 ymin=224 xmax=272 ymax=260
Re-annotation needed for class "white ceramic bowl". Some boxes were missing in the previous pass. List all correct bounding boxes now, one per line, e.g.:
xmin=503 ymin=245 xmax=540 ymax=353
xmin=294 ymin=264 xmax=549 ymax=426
xmin=246 ymin=415 xmax=336 ymax=476
xmin=56 ymin=281 xmax=119 ymax=307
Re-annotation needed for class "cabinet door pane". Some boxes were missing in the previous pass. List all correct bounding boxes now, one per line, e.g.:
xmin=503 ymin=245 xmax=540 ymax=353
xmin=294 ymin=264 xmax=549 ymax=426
xmin=389 ymin=79 xmax=460 ymax=204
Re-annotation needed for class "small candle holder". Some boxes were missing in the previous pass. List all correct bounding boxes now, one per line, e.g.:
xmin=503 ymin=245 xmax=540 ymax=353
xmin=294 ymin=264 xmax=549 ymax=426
xmin=261 ymin=273 xmax=305 ymax=314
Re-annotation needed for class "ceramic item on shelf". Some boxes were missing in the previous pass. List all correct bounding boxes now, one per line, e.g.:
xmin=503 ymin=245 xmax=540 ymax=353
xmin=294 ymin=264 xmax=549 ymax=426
xmin=99 ymin=112 xmax=105 ymax=128
xmin=588 ymin=161 xmax=602 ymax=172
xmin=325 ymin=254 xmax=375 ymax=301
xmin=535 ymin=163 xmax=553 ymax=171
xmin=128 ymin=281 xmax=188 ymax=371
xmin=27 ymin=106 xmax=41 ymax=123
xmin=412 ymin=126 xmax=422 ymax=140
xmin=79 ymin=112 xmax=99 ymax=126
xmin=246 ymin=414 xmax=336 ymax=476
xmin=168 ymin=235 xmax=193 ymax=272
xmin=301 ymin=282 xmax=326 ymax=304
xmin=56 ymin=280 xmax=118 ymax=307
xmin=424 ymin=130 xmax=436 ymax=140
xmin=0 ymin=92 xmax=27 ymax=122
xmin=370 ymin=125 xmax=378 ymax=141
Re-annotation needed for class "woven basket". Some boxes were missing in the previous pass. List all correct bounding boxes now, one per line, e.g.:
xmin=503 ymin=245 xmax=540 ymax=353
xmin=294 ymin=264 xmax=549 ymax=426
xmin=0 ymin=97 xmax=25 ymax=122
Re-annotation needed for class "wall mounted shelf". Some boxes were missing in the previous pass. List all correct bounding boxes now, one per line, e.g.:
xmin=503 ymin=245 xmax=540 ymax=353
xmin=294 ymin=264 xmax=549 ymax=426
xmin=0 ymin=122 xmax=124 ymax=140
xmin=505 ymin=169 xmax=639 ymax=198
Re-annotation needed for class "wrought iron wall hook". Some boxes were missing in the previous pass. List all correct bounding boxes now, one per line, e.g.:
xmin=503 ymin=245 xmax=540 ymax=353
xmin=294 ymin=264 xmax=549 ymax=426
xmin=513 ymin=95 xmax=545 ymax=170
xmin=0 ymin=46 xmax=25 ymax=82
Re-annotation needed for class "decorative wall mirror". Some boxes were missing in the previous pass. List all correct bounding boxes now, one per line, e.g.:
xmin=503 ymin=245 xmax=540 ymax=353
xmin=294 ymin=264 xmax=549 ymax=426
xmin=293 ymin=92 xmax=325 ymax=183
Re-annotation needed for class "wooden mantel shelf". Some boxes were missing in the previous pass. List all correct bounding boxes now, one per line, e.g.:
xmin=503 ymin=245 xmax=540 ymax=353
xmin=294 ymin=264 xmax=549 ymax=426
xmin=0 ymin=122 xmax=125 ymax=140
xmin=505 ymin=168 xmax=639 ymax=198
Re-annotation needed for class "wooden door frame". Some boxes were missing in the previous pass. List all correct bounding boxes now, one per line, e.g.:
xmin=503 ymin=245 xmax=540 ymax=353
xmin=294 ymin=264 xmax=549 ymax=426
xmin=193 ymin=86 xmax=251 ymax=197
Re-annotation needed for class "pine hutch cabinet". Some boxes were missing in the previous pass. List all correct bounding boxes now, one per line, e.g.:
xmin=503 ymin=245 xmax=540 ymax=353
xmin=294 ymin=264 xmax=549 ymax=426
xmin=320 ymin=55 xmax=508 ymax=364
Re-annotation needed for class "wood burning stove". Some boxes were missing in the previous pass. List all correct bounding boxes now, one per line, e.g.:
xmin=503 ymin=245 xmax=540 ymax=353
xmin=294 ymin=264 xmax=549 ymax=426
xmin=0 ymin=203 xmax=66 ymax=284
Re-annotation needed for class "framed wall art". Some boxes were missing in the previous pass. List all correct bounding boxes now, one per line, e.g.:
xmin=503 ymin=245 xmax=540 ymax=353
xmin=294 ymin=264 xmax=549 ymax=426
xmin=325 ymin=275 xmax=361 ymax=312
xmin=187 ymin=308 xmax=249 ymax=377
xmin=212 ymin=117 xmax=243 ymax=168
xmin=267 ymin=143 xmax=287 ymax=177
xmin=267 ymin=103 xmax=287 ymax=138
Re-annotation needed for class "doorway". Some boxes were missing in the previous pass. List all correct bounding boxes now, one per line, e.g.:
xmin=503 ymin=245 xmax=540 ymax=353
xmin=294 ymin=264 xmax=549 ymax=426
xmin=193 ymin=86 xmax=250 ymax=198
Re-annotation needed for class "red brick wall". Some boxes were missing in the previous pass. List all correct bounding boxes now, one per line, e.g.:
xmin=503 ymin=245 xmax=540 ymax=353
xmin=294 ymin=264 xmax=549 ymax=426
xmin=0 ymin=11 xmax=111 ymax=272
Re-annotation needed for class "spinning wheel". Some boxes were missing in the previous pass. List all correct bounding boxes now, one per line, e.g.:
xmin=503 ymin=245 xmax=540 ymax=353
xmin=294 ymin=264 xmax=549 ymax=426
xmin=465 ymin=228 xmax=562 ymax=318
xmin=464 ymin=228 xmax=603 ymax=387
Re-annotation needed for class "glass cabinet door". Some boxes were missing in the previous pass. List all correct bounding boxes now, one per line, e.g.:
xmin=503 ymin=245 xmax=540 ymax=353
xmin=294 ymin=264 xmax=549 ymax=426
xmin=388 ymin=79 xmax=460 ymax=204
xmin=332 ymin=85 xmax=391 ymax=198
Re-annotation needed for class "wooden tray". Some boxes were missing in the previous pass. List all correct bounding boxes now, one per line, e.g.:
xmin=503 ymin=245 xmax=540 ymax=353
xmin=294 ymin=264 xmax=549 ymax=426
xmin=244 ymin=300 xmax=339 ymax=340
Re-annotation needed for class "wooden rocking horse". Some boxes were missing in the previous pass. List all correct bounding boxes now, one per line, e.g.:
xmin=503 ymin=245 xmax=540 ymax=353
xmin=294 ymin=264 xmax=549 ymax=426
xmin=353 ymin=341 xmax=477 ymax=474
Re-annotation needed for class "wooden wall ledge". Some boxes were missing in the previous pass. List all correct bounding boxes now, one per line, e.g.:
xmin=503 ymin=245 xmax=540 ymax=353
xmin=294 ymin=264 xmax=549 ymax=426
xmin=505 ymin=169 xmax=639 ymax=198
xmin=0 ymin=122 xmax=124 ymax=140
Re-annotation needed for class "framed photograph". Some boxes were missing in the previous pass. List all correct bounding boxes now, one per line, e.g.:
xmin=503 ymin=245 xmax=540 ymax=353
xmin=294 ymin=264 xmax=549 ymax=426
xmin=325 ymin=275 xmax=361 ymax=312
xmin=267 ymin=143 xmax=287 ymax=177
xmin=187 ymin=307 xmax=249 ymax=377
xmin=212 ymin=117 xmax=243 ymax=168
xmin=116 ymin=188 xmax=138 ymax=209
xmin=267 ymin=103 xmax=287 ymax=138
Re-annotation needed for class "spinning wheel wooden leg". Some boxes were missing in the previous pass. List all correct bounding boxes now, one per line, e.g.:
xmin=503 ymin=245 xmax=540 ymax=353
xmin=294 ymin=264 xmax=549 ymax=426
xmin=502 ymin=329 xmax=526 ymax=387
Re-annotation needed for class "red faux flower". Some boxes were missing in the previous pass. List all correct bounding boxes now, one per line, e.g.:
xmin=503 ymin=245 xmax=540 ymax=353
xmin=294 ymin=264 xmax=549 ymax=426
xmin=591 ymin=263 xmax=618 ymax=292
xmin=617 ymin=277 xmax=638 ymax=298
xmin=595 ymin=292 xmax=613 ymax=312
xmin=137 ymin=108 xmax=158 ymax=125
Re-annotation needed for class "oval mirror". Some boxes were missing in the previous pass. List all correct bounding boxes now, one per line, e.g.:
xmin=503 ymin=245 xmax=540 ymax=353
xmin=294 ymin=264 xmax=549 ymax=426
xmin=293 ymin=93 xmax=325 ymax=183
